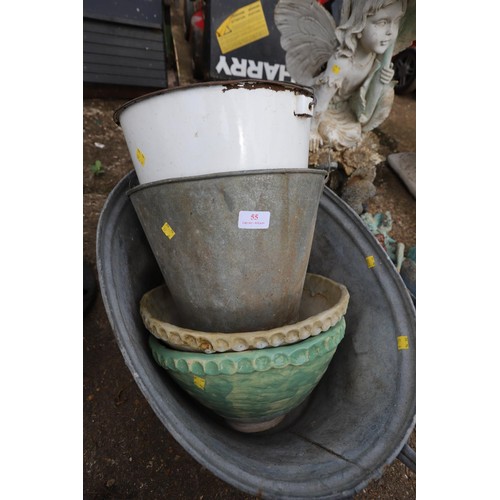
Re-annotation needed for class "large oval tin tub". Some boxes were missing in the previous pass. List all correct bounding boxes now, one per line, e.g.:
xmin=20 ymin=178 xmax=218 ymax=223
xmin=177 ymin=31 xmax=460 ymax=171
xmin=96 ymin=171 xmax=416 ymax=499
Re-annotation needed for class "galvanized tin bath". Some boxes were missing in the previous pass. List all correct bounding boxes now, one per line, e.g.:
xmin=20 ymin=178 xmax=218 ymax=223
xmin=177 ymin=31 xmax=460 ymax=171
xmin=97 ymin=171 xmax=416 ymax=499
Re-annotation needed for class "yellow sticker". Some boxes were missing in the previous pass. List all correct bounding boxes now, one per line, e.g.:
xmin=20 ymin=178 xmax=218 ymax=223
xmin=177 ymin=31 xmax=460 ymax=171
xmin=366 ymin=255 xmax=376 ymax=268
xmin=136 ymin=148 xmax=145 ymax=166
xmin=397 ymin=336 xmax=409 ymax=350
xmin=332 ymin=64 xmax=341 ymax=74
xmin=215 ymin=0 xmax=269 ymax=54
xmin=193 ymin=376 xmax=206 ymax=390
xmin=161 ymin=222 xmax=175 ymax=240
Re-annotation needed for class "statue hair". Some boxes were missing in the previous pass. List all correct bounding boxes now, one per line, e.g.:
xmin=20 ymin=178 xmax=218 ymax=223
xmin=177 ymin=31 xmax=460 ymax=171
xmin=335 ymin=0 xmax=408 ymax=58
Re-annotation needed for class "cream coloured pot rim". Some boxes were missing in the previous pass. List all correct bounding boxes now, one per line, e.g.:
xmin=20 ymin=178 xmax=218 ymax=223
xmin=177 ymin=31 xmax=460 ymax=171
xmin=113 ymin=79 xmax=315 ymax=126
xmin=140 ymin=273 xmax=350 ymax=353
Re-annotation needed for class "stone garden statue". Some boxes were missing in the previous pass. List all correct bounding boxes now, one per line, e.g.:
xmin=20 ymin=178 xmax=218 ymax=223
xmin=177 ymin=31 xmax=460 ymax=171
xmin=275 ymin=0 xmax=414 ymax=153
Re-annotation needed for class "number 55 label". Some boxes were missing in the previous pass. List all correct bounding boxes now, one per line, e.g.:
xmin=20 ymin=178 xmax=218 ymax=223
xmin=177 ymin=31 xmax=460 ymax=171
xmin=238 ymin=211 xmax=270 ymax=229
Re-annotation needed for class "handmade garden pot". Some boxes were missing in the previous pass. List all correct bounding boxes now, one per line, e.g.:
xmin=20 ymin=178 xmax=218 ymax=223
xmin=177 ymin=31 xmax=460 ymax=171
xmin=148 ymin=319 xmax=346 ymax=433
xmin=140 ymin=273 xmax=349 ymax=353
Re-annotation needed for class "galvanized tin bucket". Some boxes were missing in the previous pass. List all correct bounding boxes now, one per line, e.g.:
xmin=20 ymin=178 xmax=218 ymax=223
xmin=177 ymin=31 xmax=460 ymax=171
xmin=113 ymin=80 xmax=315 ymax=184
xmin=96 ymin=171 xmax=415 ymax=499
xmin=127 ymin=168 xmax=328 ymax=333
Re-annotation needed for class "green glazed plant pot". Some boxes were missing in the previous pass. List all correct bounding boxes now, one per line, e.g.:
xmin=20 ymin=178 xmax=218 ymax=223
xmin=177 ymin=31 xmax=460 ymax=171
xmin=148 ymin=318 xmax=346 ymax=433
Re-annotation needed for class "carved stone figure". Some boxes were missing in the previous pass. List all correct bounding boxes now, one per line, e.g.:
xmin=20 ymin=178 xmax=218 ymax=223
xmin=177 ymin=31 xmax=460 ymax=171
xmin=275 ymin=0 xmax=413 ymax=153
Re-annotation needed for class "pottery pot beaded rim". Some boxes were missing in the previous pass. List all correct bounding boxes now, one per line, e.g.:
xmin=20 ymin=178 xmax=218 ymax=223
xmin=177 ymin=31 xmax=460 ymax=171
xmin=140 ymin=273 xmax=350 ymax=353
xmin=148 ymin=319 xmax=346 ymax=432
xmin=149 ymin=317 xmax=346 ymax=376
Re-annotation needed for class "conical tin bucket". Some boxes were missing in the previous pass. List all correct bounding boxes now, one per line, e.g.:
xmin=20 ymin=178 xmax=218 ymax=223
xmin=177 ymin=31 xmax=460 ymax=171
xmin=127 ymin=168 xmax=328 ymax=333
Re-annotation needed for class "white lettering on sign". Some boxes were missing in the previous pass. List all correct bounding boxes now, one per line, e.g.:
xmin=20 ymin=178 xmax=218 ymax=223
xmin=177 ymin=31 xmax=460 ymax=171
xmin=238 ymin=211 xmax=271 ymax=229
xmin=247 ymin=59 xmax=264 ymax=79
xmin=264 ymin=61 xmax=279 ymax=80
xmin=215 ymin=56 xmax=292 ymax=82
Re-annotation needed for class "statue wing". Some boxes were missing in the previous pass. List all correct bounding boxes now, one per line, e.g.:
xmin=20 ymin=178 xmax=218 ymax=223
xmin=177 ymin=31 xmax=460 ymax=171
xmin=275 ymin=0 xmax=338 ymax=87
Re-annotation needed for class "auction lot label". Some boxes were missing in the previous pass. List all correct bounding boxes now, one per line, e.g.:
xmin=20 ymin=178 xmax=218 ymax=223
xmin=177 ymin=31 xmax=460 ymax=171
xmin=238 ymin=211 xmax=270 ymax=229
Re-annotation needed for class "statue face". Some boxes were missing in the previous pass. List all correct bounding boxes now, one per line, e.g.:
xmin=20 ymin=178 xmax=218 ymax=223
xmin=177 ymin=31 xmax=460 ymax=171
xmin=359 ymin=2 xmax=404 ymax=55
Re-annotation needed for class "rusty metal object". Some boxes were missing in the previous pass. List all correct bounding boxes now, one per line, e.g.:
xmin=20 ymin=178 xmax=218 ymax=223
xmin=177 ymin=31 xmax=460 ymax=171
xmin=113 ymin=80 xmax=315 ymax=184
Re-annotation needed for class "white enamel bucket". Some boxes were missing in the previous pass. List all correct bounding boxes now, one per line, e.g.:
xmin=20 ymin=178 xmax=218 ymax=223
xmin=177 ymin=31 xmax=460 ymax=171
xmin=113 ymin=80 xmax=315 ymax=184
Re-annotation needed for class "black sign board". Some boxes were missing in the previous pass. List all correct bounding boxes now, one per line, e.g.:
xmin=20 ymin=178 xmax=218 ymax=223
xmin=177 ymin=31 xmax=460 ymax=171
xmin=204 ymin=0 xmax=291 ymax=82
